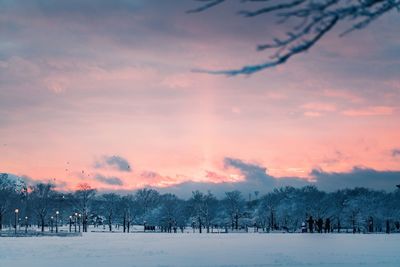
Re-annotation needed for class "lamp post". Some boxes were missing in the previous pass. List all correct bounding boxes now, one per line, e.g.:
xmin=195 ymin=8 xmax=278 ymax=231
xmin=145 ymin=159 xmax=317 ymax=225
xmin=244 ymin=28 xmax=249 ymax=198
xmin=144 ymin=220 xmax=147 ymax=233
xmin=78 ymin=214 xmax=81 ymax=232
xmin=83 ymin=213 xmax=86 ymax=233
xmin=50 ymin=216 xmax=54 ymax=233
xmin=127 ymin=212 xmax=131 ymax=233
xmin=55 ymin=211 xmax=59 ymax=233
xmin=25 ymin=216 xmax=28 ymax=234
xmin=74 ymin=213 xmax=78 ymax=232
xmin=14 ymin=209 xmax=19 ymax=235
xmin=69 ymin=216 xmax=72 ymax=232
xmin=123 ymin=214 xmax=126 ymax=233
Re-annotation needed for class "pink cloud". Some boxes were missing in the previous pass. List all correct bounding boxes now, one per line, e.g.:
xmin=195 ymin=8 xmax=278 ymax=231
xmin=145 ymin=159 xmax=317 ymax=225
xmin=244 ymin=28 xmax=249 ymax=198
xmin=304 ymin=111 xmax=322 ymax=117
xmin=301 ymin=102 xmax=337 ymax=112
xmin=342 ymin=106 xmax=396 ymax=116
xmin=322 ymin=89 xmax=363 ymax=103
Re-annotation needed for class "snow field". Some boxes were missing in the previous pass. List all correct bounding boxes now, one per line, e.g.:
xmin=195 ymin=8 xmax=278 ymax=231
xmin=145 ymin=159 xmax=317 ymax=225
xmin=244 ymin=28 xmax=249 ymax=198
xmin=1 ymin=233 xmax=400 ymax=267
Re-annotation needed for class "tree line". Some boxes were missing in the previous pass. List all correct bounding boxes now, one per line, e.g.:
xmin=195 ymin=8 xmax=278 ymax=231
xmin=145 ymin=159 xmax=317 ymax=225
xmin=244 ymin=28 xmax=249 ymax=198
xmin=1 ymin=173 xmax=400 ymax=233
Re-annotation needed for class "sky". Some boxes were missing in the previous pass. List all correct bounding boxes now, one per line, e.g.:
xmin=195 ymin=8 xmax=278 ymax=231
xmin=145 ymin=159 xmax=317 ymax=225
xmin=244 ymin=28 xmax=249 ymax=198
xmin=1 ymin=0 xmax=399 ymax=196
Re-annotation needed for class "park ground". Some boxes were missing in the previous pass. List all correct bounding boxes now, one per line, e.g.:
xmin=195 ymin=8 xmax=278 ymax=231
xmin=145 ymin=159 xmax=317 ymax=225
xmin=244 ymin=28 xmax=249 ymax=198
xmin=1 ymin=233 xmax=400 ymax=267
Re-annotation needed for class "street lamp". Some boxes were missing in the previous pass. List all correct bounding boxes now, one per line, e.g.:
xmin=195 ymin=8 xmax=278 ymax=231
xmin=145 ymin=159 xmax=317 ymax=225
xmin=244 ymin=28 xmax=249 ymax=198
xmin=78 ymin=214 xmax=81 ymax=232
xmin=25 ymin=216 xmax=28 ymax=234
xmin=127 ymin=212 xmax=131 ymax=233
xmin=69 ymin=216 xmax=72 ymax=232
xmin=14 ymin=209 xmax=19 ymax=235
xmin=55 ymin=211 xmax=59 ymax=233
xmin=50 ymin=216 xmax=54 ymax=233
xmin=74 ymin=213 xmax=78 ymax=232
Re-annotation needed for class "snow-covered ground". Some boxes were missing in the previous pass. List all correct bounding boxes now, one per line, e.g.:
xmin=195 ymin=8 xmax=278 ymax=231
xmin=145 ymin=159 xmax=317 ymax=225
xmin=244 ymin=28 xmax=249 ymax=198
xmin=1 ymin=233 xmax=399 ymax=267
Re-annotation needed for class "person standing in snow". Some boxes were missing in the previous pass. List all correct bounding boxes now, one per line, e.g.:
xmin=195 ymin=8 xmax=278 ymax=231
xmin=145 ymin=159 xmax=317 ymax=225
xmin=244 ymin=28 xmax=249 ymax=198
xmin=301 ymin=222 xmax=307 ymax=233
xmin=317 ymin=218 xmax=323 ymax=233
xmin=324 ymin=218 xmax=331 ymax=233
xmin=386 ymin=220 xmax=390 ymax=234
xmin=307 ymin=216 xmax=314 ymax=233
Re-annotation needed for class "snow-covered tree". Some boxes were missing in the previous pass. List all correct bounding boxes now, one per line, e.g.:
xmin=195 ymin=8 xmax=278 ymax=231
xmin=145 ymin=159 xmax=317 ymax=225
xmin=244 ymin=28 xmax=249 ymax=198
xmin=188 ymin=191 xmax=218 ymax=233
xmin=135 ymin=188 xmax=160 ymax=222
xmin=224 ymin=191 xmax=246 ymax=230
xmin=29 ymin=183 xmax=55 ymax=232
xmin=100 ymin=193 xmax=120 ymax=232
xmin=74 ymin=183 xmax=96 ymax=232
xmin=0 ymin=174 xmax=25 ymax=230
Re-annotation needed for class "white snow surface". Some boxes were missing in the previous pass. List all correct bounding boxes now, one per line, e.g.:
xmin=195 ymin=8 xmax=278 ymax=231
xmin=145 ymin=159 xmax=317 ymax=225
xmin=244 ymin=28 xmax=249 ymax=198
xmin=1 ymin=233 xmax=399 ymax=267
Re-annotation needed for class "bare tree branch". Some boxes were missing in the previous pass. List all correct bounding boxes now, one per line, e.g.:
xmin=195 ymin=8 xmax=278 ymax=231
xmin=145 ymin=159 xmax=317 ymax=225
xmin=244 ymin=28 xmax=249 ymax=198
xmin=190 ymin=0 xmax=400 ymax=75
xmin=187 ymin=0 xmax=225 ymax=13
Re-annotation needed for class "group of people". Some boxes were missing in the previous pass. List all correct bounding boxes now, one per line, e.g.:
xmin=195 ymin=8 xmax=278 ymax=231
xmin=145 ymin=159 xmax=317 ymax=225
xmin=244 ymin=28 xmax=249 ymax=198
xmin=301 ymin=216 xmax=331 ymax=233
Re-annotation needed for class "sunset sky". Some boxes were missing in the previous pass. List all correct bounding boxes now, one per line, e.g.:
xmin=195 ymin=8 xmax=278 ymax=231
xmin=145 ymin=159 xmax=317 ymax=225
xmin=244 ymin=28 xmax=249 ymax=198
xmin=1 ymin=0 xmax=399 ymax=195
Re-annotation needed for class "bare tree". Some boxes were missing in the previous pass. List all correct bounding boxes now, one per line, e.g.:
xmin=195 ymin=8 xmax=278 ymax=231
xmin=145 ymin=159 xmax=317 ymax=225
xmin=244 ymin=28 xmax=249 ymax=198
xmin=328 ymin=190 xmax=347 ymax=232
xmin=135 ymin=188 xmax=160 ymax=220
xmin=121 ymin=194 xmax=135 ymax=233
xmin=189 ymin=191 xmax=205 ymax=233
xmin=74 ymin=183 xmax=96 ymax=232
xmin=224 ymin=191 xmax=246 ymax=230
xmin=203 ymin=191 xmax=218 ymax=233
xmin=158 ymin=193 xmax=184 ymax=233
xmin=299 ymin=186 xmax=329 ymax=223
xmin=189 ymin=0 xmax=400 ymax=75
xmin=30 ymin=183 xmax=55 ymax=232
xmin=0 ymin=174 xmax=17 ymax=230
xmin=101 ymin=193 xmax=120 ymax=232
xmin=259 ymin=189 xmax=284 ymax=231
xmin=188 ymin=191 xmax=217 ymax=233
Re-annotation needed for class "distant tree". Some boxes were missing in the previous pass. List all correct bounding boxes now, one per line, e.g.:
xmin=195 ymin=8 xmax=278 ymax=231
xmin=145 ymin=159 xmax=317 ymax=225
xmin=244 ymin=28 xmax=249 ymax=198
xmin=74 ymin=183 xmax=96 ymax=232
xmin=174 ymin=199 xmax=189 ymax=232
xmin=0 ymin=174 xmax=21 ymax=230
xmin=121 ymin=194 xmax=135 ymax=232
xmin=158 ymin=193 xmax=185 ymax=232
xmin=274 ymin=187 xmax=304 ymax=231
xmin=224 ymin=191 xmax=246 ymax=230
xmin=189 ymin=0 xmax=400 ymax=75
xmin=259 ymin=189 xmax=284 ymax=231
xmin=203 ymin=191 xmax=218 ymax=232
xmin=188 ymin=191 xmax=205 ymax=233
xmin=29 ymin=183 xmax=55 ymax=232
xmin=299 ymin=185 xmax=327 ymax=218
xmin=342 ymin=188 xmax=372 ymax=232
xmin=188 ymin=191 xmax=218 ymax=233
xmin=135 ymin=188 xmax=160 ymax=221
xmin=101 ymin=193 xmax=120 ymax=232
xmin=391 ymin=189 xmax=400 ymax=232
xmin=327 ymin=190 xmax=347 ymax=232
